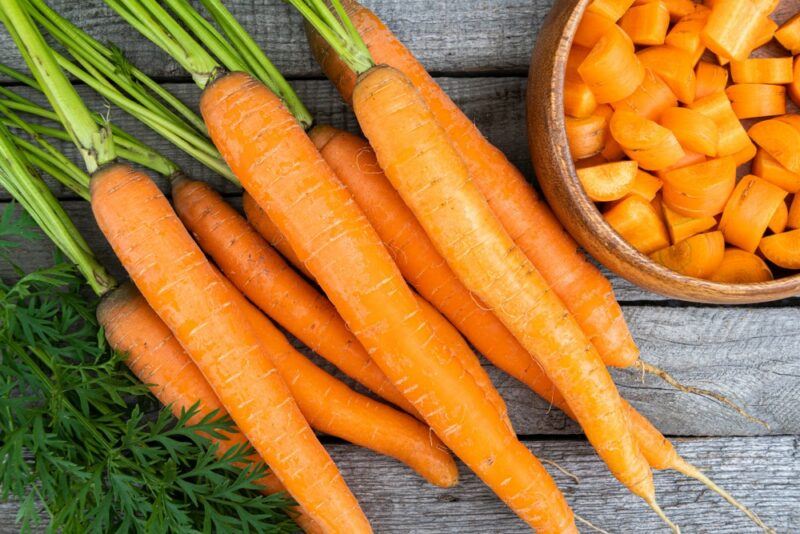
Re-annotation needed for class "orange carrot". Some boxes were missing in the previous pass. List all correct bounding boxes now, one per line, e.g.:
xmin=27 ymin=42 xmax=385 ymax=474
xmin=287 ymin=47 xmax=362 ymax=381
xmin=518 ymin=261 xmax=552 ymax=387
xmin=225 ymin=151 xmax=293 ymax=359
xmin=789 ymin=194 xmax=800 ymax=229
xmin=587 ymin=0 xmax=637 ymax=21
xmin=574 ymin=10 xmax=616 ymax=48
xmin=579 ymin=24 xmax=646 ymax=103
xmin=594 ymin=103 xmax=626 ymax=161
xmin=567 ymin=113 xmax=607 ymax=159
xmin=749 ymin=116 xmax=800 ymax=173
xmin=655 ymin=149 xmax=708 ymax=179
xmin=611 ymin=68 xmax=678 ymax=120
xmin=775 ymin=12 xmax=800 ymax=54
xmin=629 ymin=169 xmax=664 ymax=200
xmin=730 ymin=139 xmax=758 ymax=167
xmin=726 ymin=84 xmax=786 ymax=119
xmin=662 ymin=203 xmax=718 ymax=244
xmin=730 ymin=57 xmax=793 ymax=84
xmin=659 ymin=107 xmax=719 ymax=156
xmin=565 ymin=46 xmax=599 ymax=118
xmin=759 ymin=228 xmax=800 ymax=268
xmin=243 ymin=193 xmax=313 ymax=277
xmin=619 ymin=1 xmax=671 ymax=45
xmin=702 ymin=0 xmax=771 ymax=61
xmin=689 ymin=92 xmax=751 ymax=157
xmin=694 ymin=61 xmax=729 ymax=100
xmin=634 ymin=0 xmax=697 ymax=19
xmin=610 ymin=110 xmax=685 ymax=169
xmin=661 ymin=157 xmax=736 ymax=218
xmin=637 ymin=45 xmax=697 ymax=104
xmin=605 ymin=194 xmax=671 ymax=253
xmin=577 ymin=160 xmax=638 ymax=201
xmin=769 ymin=200 xmax=789 ymax=234
xmin=709 ymin=249 xmax=774 ymax=282
xmin=664 ymin=6 xmax=711 ymax=64
xmin=202 ymin=71 xmax=575 ymax=531
xmin=789 ymin=57 xmax=800 ymax=107
xmin=650 ymin=231 xmax=726 ymax=278
xmin=719 ymin=174 xmax=789 ymax=252
xmin=90 ymin=163 xmax=370 ymax=533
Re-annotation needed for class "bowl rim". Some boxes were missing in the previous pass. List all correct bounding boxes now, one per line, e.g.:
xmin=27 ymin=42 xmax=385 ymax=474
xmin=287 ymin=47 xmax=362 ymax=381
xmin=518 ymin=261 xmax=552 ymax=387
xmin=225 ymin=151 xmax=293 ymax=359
xmin=545 ymin=0 xmax=800 ymax=303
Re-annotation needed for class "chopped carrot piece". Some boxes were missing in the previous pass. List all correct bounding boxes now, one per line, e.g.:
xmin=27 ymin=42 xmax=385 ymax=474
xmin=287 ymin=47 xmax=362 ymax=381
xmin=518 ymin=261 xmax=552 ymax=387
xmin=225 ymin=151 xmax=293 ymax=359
xmin=567 ymin=113 xmax=607 ymax=159
xmin=610 ymin=69 xmax=677 ymax=120
xmin=788 ymin=194 xmax=800 ymax=229
xmin=694 ymin=61 xmax=729 ymax=100
xmin=750 ymin=16 xmax=779 ymax=49
xmin=650 ymin=231 xmax=725 ymax=278
xmin=574 ymin=11 xmax=617 ymax=48
xmin=709 ymin=248 xmax=774 ymax=282
xmin=619 ymin=2 xmax=670 ymax=45
xmin=656 ymin=149 xmax=708 ymax=179
xmin=637 ymin=45 xmax=697 ymax=103
xmin=775 ymin=13 xmax=800 ymax=54
xmin=726 ymin=84 xmax=786 ymax=119
xmin=662 ymin=203 xmax=718 ymax=243
xmin=690 ymin=92 xmax=751 ymax=157
xmin=769 ymin=200 xmax=789 ymax=234
xmin=702 ymin=0 xmax=772 ymax=61
xmin=593 ymin=104 xmax=626 ymax=161
xmin=664 ymin=6 xmax=710 ymax=65
xmin=730 ymin=58 xmax=793 ymax=84
xmin=719 ymin=175 xmax=788 ymax=252
xmin=659 ymin=107 xmax=719 ymax=156
xmin=789 ymin=57 xmax=800 ymax=107
xmin=629 ymin=169 xmax=663 ymax=200
xmin=565 ymin=46 xmax=598 ymax=117
xmin=729 ymin=139 xmax=757 ymax=167
xmin=752 ymin=149 xmax=800 ymax=193
xmin=634 ymin=0 xmax=697 ymax=19
xmin=609 ymin=110 xmax=685 ymax=169
xmin=604 ymin=194 xmax=671 ymax=253
xmin=759 ymin=229 xmax=800 ymax=268
xmin=577 ymin=160 xmax=638 ymax=201
xmin=579 ymin=25 xmax=645 ymax=103
xmin=587 ymin=0 xmax=637 ymax=21
xmin=575 ymin=154 xmax=609 ymax=168
xmin=661 ymin=156 xmax=736 ymax=217
xmin=748 ymin=116 xmax=800 ymax=173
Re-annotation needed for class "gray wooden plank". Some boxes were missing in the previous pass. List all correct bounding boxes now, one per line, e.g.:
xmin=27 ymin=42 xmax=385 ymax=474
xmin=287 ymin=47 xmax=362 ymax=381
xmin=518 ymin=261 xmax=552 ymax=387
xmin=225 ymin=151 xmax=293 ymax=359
xmin=0 ymin=0 xmax=551 ymax=80
xmin=1 ymin=436 xmax=797 ymax=533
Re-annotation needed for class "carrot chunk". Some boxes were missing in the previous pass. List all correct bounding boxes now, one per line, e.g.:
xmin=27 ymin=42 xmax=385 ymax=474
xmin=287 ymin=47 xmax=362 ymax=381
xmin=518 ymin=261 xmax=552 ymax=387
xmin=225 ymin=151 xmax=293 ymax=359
xmin=775 ymin=13 xmax=800 ymax=54
xmin=663 ymin=203 xmax=718 ymax=243
xmin=664 ymin=6 xmax=710 ymax=65
xmin=719 ymin=175 xmax=789 ymax=252
xmin=753 ymin=149 xmax=800 ymax=193
xmin=788 ymin=194 xmax=800 ymax=229
xmin=610 ymin=68 xmax=677 ymax=120
xmin=634 ymin=0 xmax=697 ymax=19
xmin=604 ymin=194 xmax=671 ymax=253
xmin=579 ymin=25 xmax=646 ymax=103
xmin=759 ymin=229 xmax=800 ymax=268
xmin=694 ymin=61 xmax=729 ymax=100
xmin=629 ymin=169 xmax=663 ymax=200
xmin=789 ymin=57 xmax=800 ymax=107
xmin=650 ymin=231 xmax=725 ymax=278
xmin=594 ymin=103 xmax=626 ymax=160
xmin=577 ymin=160 xmax=638 ymax=201
xmin=659 ymin=107 xmax=719 ymax=156
xmin=567 ymin=113 xmax=607 ymax=159
xmin=730 ymin=58 xmax=793 ymax=84
xmin=655 ymin=150 xmax=707 ymax=179
xmin=587 ymin=0 xmax=637 ymax=21
xmin=726 ymin=84 xmax=786 ymax=119
xmin=769 ymin=200 xmax=789 ymax=234
xmin=574 ymin=11 xmax=617 ymax=48
xmin=661 ymin=156 xmax=736 ymax=217
xmin=748 ymin=116 xmax=800 ymax=173
xmin=609 ymin=110 xmax=685 ymax=169
xmin=709 ymin=248 xmax=774 ymax=282
xmin=619 ymin=2 xmax=671 ymax=45
xmin=731 ymin=139 xmax=758 ymax=167
xmin=702 ymin=0 xmax=771 ymax=61
xmin=637 ymin=45 xmax=697 ymax=103
xmin=689 ymin=92 xmax=751 ymax=156
xmin=565 ymin=46 xmax=598 ymax=117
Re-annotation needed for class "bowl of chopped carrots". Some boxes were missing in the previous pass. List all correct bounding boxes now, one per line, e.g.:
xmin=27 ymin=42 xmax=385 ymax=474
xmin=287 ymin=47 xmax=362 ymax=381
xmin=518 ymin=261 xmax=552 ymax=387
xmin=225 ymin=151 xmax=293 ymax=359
xmin=528 ymin=0 xmax=800 ymax=303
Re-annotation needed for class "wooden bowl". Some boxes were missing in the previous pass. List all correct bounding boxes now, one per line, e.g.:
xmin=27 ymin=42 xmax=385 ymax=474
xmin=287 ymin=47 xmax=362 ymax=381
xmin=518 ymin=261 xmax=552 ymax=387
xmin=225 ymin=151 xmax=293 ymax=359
xmin=527 ymin=0 xmax=800 ymax=304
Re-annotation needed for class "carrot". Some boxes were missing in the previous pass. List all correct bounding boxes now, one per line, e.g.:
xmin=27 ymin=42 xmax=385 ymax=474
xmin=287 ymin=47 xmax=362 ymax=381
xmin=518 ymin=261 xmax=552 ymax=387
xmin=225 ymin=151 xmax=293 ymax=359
xmin=656 ymin=150 xmax=709 ymax=179
xmin=650 ymin=231 xmax=726 ymax=278
xmin=587 ymin=0 xmax=637 ymax=21
xmin=789 ymin=194 xmax=800 ymax=229
xmin=595 ymin=103 xmax=626 ymax=161
xmin=567 ymin=112 xmax=607 ymax=159
xmin=709 ymin=249 xmax=774 ymax=283
xmin=609 ymin=110 xmax=685 ymax=170
xmin=719 ymin=174 xmax=789 ymax=252
xmin=776 ymin=13 xmax=800 ymax=54
xmin=201 ymin=71 xmax=575 ymax=532
xmin=726 ymin=84 xmax=786 ymax=119
xmin=694 ymin=61 xmax=729 ymax=100
xmin=661 ymin=157 xmax=736 ymax=218
xmin=611 ymin=68 xmax=678 ymax=121
xmin=689 ymin=92 xmax=751 ymax=157
xmin=789 ymin=57 xmax=800 ymax=106
xmin=170 ymin=176 xmax=417 ymax=416
xmin=574 ymin=10 xmax=616 ymax=48
xmin=605 ymin=195 xmax=671 ymax=253
xmin=769 ymin=200 xmax=789 ymax=234
xmin=565 ymin=46 xmax=598 ymax=118
xmin=307 ymin=0 xmax=642 ymax=369
xmin=702 ymin=0 xmax=771 ymax=61
xmin=578 ymin=24 xmax=646 ymax=103
xmin=619 ymin=1 xmax=671 ymax=45
xmin=659 ymin=107 xmax=719 ymax=157
xmin=662 ymin=203 xmax=718 ymax=244
xmin=629 ymin=169 xmax=664 ymax=200
xmin=748 ymin=116 xmax=800 ymax=173
xmin=577 ymin=160 xmax=638 ymax=201
xmin=634 ymin=0 xmax=697 ymax=19
xmin=664 ymin=6 xmax=710 ymax=65
xmin=730 ymin=58 xmax=793 ymax=84
xmin=730 ymin=139 xmax=758 ymax=167
xmin=759 ymin=228 xmax=800 ymax=268
xmin=90 ymin=163 xmax=370 ymax=533
xmin=637 ymin=45 xmax=697 ymax=104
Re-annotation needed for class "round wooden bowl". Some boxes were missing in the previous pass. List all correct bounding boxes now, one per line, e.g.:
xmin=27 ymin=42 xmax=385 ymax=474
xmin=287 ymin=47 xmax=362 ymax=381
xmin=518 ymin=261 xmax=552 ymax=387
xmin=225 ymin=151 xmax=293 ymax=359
xmin=527 ymin=0 xmax=800 ymax=304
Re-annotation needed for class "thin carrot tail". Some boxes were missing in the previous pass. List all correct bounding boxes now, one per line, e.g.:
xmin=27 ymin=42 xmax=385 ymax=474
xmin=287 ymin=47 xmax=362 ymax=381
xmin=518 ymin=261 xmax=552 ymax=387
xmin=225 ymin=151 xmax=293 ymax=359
xmin=671 ymin=457 xmax=775 ymax=533
xmin=638 ymin=361 xmax=769 ymax=429
xmin=644 ymin=496 xmax=681 ymax=534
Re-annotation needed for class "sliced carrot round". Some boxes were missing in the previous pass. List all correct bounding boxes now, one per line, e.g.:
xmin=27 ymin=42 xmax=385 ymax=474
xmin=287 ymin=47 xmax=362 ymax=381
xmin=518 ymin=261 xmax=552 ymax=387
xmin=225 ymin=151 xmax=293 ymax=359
xmin=579 ymin=25 xmax=646 ymax=103
xmin=662 ymin=203 xmax=717 ymax=244
xmin=753 ymin=149 xmax=800 ymax=193
xmin=694 ymin=61 xmax=729 ymax=100
xmin=730 ymin=57 xmax=793 ymax=84
xmin=726 ymin=84 xmax=786 ymax=120
xmin=604 ymin=194 xmax=670 ymax=253
xmin=661 ymin=156 xmax=736 ymax=217
xmin=637 ymin=45 xmax=697 ymax=104
xmin=759 ymin=229 xmax=800 ymax=269
xmin=567 ymin=113 xmax=607 ymax=159
xmin=689 ymin=92 xmax=750 ymax=157
xmin=577 ymin=160 xmax=638 ymax=201
xmin=650 ymin=231 xmax=725 ymax=278
xmin=659 ymin=107 xmax=719 ymax=156
xmin=619 ymin=2 xmax=671 ymax=45
xmin=748 ymin=117 xmax=800 ymax=174
xmin=609 ymin=110 xmax=685 ymax=170
xmin=610 ymin=68 xmax=678 ymax=120
xmin=708 ymin=248 xmax=774 ymax=283
xmin=719 ymin=175 xmax=789 ymax=252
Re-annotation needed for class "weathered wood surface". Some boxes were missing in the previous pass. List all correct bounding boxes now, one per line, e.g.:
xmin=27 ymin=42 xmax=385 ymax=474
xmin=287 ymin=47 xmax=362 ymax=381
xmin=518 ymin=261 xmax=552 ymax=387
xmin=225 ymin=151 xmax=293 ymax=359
xmin=2 ymin=436 xmax=798 ymax=533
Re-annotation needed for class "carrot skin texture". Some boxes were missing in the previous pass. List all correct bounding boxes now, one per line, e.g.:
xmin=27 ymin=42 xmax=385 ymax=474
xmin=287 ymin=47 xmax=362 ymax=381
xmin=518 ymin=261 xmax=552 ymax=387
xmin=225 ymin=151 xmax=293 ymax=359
xmin=200 ymin=72 xmax=575 ymax=533
xmin=90 ymin=164 xmax=370 ymax=533
xmin=353 ymin=65 xmax=653 ymax=503
xmin=306 ymin=0 xmax=639 ymax=369
xmin=171 ymin=177 xmax=417 ymax=417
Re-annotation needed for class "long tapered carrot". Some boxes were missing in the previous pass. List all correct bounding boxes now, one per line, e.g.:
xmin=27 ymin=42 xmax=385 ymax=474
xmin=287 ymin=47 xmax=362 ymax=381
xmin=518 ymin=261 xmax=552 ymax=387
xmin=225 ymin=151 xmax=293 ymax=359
xmin=201 ymin=71 xmax=575 ymax=532
xmin=305 ymin=0 xmax=639 ymax=370
xmin=90 ymin=163 xmax=371 ymax=533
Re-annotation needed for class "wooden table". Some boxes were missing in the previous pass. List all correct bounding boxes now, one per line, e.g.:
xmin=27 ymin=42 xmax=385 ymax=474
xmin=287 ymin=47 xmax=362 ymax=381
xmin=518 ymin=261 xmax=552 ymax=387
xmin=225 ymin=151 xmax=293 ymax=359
xmin=0 ymin=1 xmax=798 ymax=531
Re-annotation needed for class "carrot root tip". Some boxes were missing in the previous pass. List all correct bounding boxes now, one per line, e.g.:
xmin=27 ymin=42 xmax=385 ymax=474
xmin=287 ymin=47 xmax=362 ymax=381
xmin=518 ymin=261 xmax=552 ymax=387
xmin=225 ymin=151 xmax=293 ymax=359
xmin=574 ymin=513 xmax=612 ymax=534
xmin=540 ymin=458 xmax=581 ymax=485
xmin=645 ymin=496 xmax=681 ymax=534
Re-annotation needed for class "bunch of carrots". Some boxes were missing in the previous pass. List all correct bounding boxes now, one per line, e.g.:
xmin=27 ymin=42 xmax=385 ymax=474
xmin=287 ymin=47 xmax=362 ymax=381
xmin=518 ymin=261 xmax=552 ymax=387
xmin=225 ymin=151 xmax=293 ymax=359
xmin=0 ymin=0 xmax=778 ymax=531
xmin=568 ymin=0 xmax=800 ymax=281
